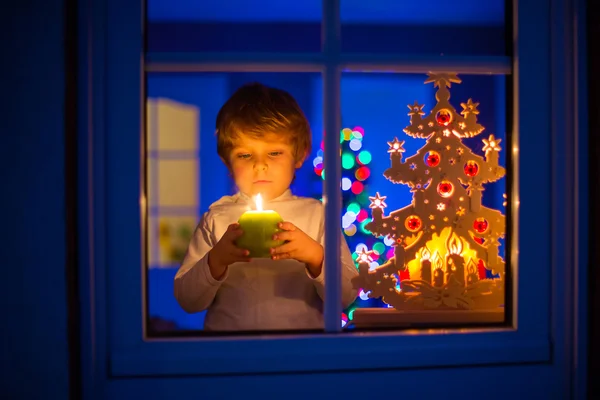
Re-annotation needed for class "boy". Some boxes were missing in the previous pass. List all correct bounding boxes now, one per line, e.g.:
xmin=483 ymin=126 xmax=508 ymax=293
xmin=174 ymin=82 xmax=358 ymax=331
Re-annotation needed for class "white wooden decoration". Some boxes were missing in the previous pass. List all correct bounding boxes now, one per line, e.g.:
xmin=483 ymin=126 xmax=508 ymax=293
xmin=352 ymin=74 xmax=506 ymax=317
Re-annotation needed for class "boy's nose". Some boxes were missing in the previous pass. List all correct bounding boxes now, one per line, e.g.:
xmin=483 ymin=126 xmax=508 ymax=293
xmin=254 ymin=158 xmax=268 ymax=170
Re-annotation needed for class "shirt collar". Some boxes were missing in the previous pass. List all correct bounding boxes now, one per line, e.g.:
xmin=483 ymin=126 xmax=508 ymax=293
xmin=236 ymin=189 xmax=294 ymax=205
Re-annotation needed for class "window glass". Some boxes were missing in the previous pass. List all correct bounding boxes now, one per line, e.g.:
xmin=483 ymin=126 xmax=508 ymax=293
xmin=145 ymin=71 xmax=509 ymax=334
xmin=341 ymin=0 xmax=507 ymax=56
xmin=146 ymin=1 xmax=322 ymax=53
xmin=146 ymin=72 xmax=325 ymax=335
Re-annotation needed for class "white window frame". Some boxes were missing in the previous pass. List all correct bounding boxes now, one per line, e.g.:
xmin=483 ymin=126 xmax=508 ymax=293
xmin=77 ymin=0 xmax=587 ymax=386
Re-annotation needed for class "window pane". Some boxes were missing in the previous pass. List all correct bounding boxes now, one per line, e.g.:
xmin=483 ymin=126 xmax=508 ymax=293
xmin=145 ymin=72 xmax=325 ymax=335
xmin=147 ymin=1 xmax=322 ymax=53
xmin=339 ymin=72 xmax=509 ymax=329
xmin=341 ymin=1 xmax=507 ymax=56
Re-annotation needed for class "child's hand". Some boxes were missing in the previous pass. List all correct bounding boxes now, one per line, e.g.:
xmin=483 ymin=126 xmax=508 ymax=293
xmin=207 ymin=223 xmax=251 ymax=279
xmin=270 ymin=222 xmax=324 ymax=278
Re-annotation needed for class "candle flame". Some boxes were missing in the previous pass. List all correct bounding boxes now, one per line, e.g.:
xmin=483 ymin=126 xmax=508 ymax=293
xmin=255 ymin=193 xmax=263 ymax=211
xmin=446 ymin=231 xmax=463 ymax=255
xmin=432 ymin=250 xmax=443 ymax=270
xmin=467 ymin=258 xmax=477 ymax=274
xmin=421 ymin=247 xmax=431 ymax=260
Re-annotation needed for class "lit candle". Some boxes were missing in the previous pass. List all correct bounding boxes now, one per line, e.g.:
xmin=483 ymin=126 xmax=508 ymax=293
xmin=420 ymin=247 xmax=432 ymax=284
xmin=445 ymin=232 xmax=465 ymax=286
xmin=432 ymin=251 xmax=444 ymax=287
xmin=466 ymin=258 xmax=479 ymax=285
xmin=236 ymin=194 xmax=285 ymax=258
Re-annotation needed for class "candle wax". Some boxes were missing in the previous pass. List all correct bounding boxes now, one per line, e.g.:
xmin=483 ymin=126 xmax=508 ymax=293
xmin=236 ymin=210 xmax=285 ymax=258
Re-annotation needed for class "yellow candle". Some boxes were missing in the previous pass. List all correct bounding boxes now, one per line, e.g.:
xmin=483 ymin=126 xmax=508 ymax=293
xmin=236 ymin=194 xmax=285 ymax=258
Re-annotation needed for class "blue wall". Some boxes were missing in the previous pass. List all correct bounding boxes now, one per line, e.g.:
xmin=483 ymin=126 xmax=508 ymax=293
xmin=1 ymin=0 xmax=70 ymax=398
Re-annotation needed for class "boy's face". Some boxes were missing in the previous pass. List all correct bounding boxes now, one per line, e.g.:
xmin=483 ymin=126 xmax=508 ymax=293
xmin=227 ymin=134 xmax=304 ymax=201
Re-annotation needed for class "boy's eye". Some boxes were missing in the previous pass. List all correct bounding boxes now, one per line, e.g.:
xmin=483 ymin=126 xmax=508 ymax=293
xmin=268 ymin=151 xmax=282 ymax=157
xmin=237 ymin=153 xmax=251 ymax=159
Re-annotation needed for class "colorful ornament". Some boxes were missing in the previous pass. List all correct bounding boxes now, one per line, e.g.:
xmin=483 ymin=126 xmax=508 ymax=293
xmin=436 ymin=109 xmax=452 ymax=126
xmin=405 ymin=215 xmax=422 ymax=232
xmin=424 ymin=151 xmax=441 ymax=167
xmin=473 ymin=217 xmax=489 ymax=234
xmin=437 ymin=181 xmax=454 ymax=198
xmin=464 ymin=160 xmax=479 ymax=177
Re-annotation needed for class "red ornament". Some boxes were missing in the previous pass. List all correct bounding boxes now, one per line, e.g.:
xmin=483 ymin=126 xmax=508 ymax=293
xmin=473 ymin=218 xmax=489 ymax=233
xmin=398 ymin=269 xmax=411 ymax=281
xmin=437 ymin=180 xmax=454 ymax=198
xmin=425 ymin=151 xmax=441 ymax=167
xmin=405 ymin=215 xmax=422 ymax=232
xmin=477 ymin=259 xmax=488 ymax=280
xmin=464 ymin=161 xmax=479 ymax=177
xmin=436 ymin=109 xmax=452 ymax=126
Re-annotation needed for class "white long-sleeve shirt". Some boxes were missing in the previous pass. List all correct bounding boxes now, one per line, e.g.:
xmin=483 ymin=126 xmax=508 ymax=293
xmin=174 ymin=189 xmax=359 ymax=331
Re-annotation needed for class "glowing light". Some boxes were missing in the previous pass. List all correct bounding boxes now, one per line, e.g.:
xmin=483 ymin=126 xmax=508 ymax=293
xmin=368 ymin=192 xmax=387 ymax=209
xmin=347 ymin=202 xmax=361 ymax=215
xmin=421 ymin=247 xmax=431 ymax=260
xmin=355 ymin=243 xmax=368 ymax=253
xmin=341 ymin=177 xmax=352 ymax=191
xmin=437 ymin=180 xmax=454 ymax=198
xmin=349 ymin=138 xmax=362 ymax=151
xmin=383 ymin=236 xmax=395 ymax=246
xmin=356 ymin=209 xmax=368 ymax=222
xmin=344 ymin=224 xmax=357 ymax=236
xmin=387 ymin=138 xmax=406 ymax=153
xmin=355 ymin=166 xmax=370 ymax=181
xmin=446 ymin=232 xmax=463 ymax=255
xmin=348 ymin=309 xmax=356 ymax=320
xmin=360 ymin=219 xmax=371 ymax=234
xmin=353 ymin=126 xmax=364 ymax=138
xmin=373 ymin=242 xmax=386 ymax=255
xmin=359 ymin=289 xmax=370 ymax=301
xmin=351 ymin=181 xmax=364 ymax=195
xmin=254 ymin=193 xmax=263 ymax=211
xmin=342 ymin=153 xmax=355 ymax=169
xmin=342 ymin=211 xmax=357 ymax=229
xmin=341 ymin=128 xmax=353 ymax=142
xmin=312 ymin=156 xmax=323 ymax=168
xmin=357 ymin=150 xmax=372 ymax=165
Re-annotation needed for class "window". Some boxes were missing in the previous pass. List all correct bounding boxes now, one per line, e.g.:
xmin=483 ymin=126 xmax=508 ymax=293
xmin=94 ymin=0 xmax=555 ymax=376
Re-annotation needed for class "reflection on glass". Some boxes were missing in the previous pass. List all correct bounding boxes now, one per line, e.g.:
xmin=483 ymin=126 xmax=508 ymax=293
xmin=146 ymin=0 xmax=322 ymax=53
xmin=341 ymin=0 xmax=507 ymax=55
xmin=340 ymin=73 xmax=508 ymax=329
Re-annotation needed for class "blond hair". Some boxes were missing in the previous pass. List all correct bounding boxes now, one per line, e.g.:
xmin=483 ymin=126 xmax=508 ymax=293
xmin=215 ymin=82 xmax=311 ymax=166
